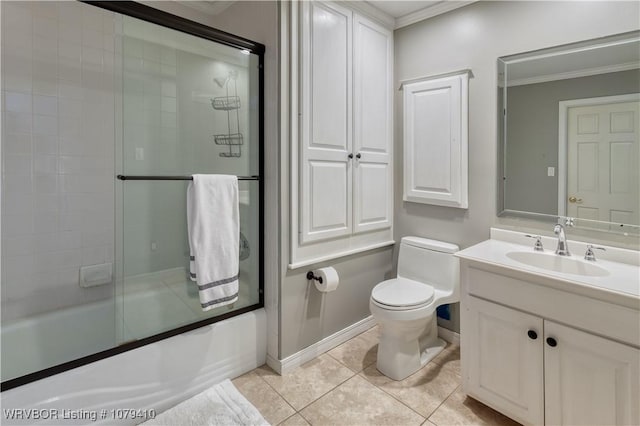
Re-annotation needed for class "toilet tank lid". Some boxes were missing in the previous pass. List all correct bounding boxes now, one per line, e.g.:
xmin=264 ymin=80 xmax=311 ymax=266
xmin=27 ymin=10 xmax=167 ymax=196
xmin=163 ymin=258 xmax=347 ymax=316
xmin=401 ymin=237 xmax=459 ymax=253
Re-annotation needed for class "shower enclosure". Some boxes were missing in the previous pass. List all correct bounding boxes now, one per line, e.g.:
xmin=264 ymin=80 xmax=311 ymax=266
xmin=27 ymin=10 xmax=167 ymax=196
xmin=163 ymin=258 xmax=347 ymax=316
xmin=1 ymin=1 xmax=263 ymax=390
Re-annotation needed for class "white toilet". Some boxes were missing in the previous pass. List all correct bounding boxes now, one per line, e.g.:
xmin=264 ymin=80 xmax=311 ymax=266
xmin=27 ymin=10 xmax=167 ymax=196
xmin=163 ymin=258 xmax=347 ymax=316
xmin=369 ymin=236 xmax=459 ymax=380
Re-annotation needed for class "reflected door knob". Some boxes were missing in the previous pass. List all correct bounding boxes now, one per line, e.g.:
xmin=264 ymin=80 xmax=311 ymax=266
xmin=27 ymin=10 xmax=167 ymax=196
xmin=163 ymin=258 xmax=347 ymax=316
xmin=568 ymin=196 xmax=583 ymax=203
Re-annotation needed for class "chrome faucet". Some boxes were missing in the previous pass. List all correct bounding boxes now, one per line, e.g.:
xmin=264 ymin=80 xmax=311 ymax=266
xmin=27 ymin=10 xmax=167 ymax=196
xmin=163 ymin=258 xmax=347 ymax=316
xmin=553 ymin=224 xmax=571 ymax=256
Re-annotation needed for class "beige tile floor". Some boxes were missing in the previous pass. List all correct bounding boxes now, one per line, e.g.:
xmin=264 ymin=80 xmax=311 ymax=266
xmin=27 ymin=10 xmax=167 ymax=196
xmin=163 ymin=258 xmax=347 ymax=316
xmin=232 ymin=325 xmax=521 ymax=426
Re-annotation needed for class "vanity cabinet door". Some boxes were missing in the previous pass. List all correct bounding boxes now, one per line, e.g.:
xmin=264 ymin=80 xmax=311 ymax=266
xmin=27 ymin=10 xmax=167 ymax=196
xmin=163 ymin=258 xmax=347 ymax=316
xmin=544 ymin=321 xmax=640 ymax=426
xmin=465 ymin=296 xmax=544 ymax=425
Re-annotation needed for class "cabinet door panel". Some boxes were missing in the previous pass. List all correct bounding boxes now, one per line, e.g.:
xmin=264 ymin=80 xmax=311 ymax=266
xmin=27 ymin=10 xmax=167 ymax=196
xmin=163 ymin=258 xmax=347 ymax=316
xmin=403 ymin=72 xmax=468 ymax=208
xmin=353 ymin=14 xmax=392 ymax=233
xmin=307 ymin=161 xmax=349 ymax=235
xmin=354 ymin=163 xmax=389 ymax=228
xmin=300 ymin=1 xmax=352 ymax=243
xmin=465 ymin=296 xmax=544 ymax=425
xmin=545 ymin=321 xmax=640 ymax=426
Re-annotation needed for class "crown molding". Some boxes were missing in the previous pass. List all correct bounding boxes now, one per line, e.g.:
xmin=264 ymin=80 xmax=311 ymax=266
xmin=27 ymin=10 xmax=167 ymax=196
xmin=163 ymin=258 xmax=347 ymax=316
xmin=348 ymin=1 xmax=395 ymax=30
xmin=505 ymin=62 xmax=640 ymax=87
xmin=395 ymin=1 xmax=477 ymax=29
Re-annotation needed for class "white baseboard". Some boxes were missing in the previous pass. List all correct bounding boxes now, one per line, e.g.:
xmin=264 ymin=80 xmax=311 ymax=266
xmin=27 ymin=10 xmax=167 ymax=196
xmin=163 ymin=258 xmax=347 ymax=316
xmin=275 ymin=316 xmax=377 ymax=374
xmin=270 ymin=318 xmax=458 ymax=376
xmin=438 ymin=326 xmax=461 ymax=345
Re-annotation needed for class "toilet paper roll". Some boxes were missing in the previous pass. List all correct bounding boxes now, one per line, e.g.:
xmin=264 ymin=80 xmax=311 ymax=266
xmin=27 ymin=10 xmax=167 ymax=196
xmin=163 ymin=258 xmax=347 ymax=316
xmin=312 ymin=267 xmax=339 ymax=292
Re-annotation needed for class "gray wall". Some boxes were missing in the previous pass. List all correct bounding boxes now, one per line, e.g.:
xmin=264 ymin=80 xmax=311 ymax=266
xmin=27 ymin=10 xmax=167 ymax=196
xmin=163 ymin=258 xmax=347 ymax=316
xmin=505 ymin=70 xmax=640 ymax=215
xmin=395 ymin=1 xmax=640 ymax=332
xmin=280 ymin=248 xmax=394 ymax=357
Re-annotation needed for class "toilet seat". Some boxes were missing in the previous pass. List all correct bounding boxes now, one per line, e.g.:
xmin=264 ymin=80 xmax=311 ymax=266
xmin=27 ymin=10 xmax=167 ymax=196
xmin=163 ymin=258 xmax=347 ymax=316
xmin=371 ymin=278 xmax=434 ymax=310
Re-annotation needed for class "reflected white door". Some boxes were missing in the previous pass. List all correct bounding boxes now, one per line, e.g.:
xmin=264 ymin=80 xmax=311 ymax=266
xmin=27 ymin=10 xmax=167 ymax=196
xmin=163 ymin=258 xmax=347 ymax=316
xmin=567 ymin=99 xmax=639 ymax=225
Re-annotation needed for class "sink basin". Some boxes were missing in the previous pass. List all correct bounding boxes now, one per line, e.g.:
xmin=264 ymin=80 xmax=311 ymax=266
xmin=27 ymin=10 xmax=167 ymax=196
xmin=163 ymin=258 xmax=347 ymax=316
xmin=506 ymin=251 xmax=610 ymax=277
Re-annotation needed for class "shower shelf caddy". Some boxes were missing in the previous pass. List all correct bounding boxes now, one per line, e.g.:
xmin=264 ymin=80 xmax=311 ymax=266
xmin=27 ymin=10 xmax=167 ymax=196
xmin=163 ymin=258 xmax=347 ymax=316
xmin=212 ymin=71 xmax=243 ymax=158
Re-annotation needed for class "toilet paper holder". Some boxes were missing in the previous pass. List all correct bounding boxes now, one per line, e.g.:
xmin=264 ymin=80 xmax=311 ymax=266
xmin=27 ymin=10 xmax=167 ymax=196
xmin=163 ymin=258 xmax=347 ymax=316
xmin=306 ymin=271 xmax=323 ymax=284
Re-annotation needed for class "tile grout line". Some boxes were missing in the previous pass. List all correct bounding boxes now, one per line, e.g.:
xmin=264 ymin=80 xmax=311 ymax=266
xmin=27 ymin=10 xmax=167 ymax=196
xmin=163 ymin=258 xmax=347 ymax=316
xmin=357 ymin=371 xmax=428 ymax=423
xmin=253 ymin=357 xmax=358 ymax=416
xmin=425 ymin=384 xmax=462 ymax=425
xmin=248 ymin=369 xmax=299 ymax=417
xmin=291 ymin=367 xmax=359 ymax=414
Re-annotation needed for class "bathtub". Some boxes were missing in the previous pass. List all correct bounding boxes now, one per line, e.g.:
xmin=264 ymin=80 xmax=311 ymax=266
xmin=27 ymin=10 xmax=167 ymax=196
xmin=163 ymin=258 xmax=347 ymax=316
xmin=1 ymin=300 xmax=116 ymax=383
xmin=2 ymin=295 xmax=266 ymax=425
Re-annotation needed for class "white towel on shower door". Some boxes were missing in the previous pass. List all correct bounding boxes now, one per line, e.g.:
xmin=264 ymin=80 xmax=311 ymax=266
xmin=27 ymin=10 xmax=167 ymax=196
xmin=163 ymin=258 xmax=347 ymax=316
xmin=187 ymin=174 xmax=239 ymax=311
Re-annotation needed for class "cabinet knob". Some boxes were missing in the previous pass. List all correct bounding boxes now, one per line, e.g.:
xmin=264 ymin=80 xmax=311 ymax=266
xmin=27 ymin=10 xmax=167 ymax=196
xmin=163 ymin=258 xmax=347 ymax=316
xmin=348 ymin=153 xmax=353 ymax=159
xmin=546 ymin=337 xmax=558 ymax=347
xmin=355 ymin=153 xmax=361 ymax=159
xmin=527 ymin=330 xmax=538 ymax=340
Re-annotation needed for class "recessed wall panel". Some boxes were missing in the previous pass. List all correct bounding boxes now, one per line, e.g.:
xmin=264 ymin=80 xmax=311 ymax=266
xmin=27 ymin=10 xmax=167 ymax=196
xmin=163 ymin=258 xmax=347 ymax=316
xmin=357 ymin=24 xmax=388 ymax=153
xmin=413 ymin=88 xmax=452 ymax=193
xmin=610 ymin=209 xmax=633 ymax=224
xmin=609 ymin=141 xmax=632 ymax=194
xmin=577 ymin=113 xmax=599 ymax=134
xmin=577 ymin=142 xmax=598 ymax=192
xmin=357 ymin=163 xmax=388 ymax=224
xmin=310 ymin=3 xmax=348 ymax=150
xmin=576 ymin=206 xmax=599 ymax=221
xmin=309 ymin=161 xmax=348 ymax=232
xmin=610 ymin=111 xmax=634 ymax=133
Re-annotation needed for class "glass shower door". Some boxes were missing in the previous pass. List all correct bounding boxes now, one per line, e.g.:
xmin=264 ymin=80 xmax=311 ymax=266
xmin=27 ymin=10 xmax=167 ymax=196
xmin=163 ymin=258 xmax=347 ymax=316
xmin=116 ymin=14 xmax=262 ymax=343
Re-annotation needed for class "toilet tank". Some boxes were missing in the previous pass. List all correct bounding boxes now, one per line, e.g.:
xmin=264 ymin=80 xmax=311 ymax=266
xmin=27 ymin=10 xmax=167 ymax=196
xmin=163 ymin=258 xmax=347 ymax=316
xmin=397 ymin=237 xmax=460 ymax=292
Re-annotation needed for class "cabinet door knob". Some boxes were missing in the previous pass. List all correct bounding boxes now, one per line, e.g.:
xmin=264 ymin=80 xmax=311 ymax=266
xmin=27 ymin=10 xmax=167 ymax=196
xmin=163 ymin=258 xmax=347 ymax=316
xmin=348 ymin=153 xmax=353 ymax=159
xmin=355 ymin=153 xmax=361 ymax=159
xmin=527 ymin=330 xmax=538 ymax=340
xmin=546 ymin=337 xmax=558 ymax=347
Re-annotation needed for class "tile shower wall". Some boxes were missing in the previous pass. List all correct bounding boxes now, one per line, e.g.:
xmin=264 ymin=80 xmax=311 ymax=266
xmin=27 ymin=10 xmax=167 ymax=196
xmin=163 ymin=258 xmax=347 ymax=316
xmin=121 ymin=28 xmax=185 ymax=278
xmin=1 ymin=1 xmax=116 ymax=322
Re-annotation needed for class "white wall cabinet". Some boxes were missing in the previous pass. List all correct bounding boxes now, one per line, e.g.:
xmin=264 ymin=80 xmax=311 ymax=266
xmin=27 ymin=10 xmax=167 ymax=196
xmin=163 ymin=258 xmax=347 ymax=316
xmin=291 ymin=1 xmax=393 ymax=267
xmin=461 ymin=265 xmax=640 ymax=426
xmin=402 ymin=71 xmax=469 ymax=208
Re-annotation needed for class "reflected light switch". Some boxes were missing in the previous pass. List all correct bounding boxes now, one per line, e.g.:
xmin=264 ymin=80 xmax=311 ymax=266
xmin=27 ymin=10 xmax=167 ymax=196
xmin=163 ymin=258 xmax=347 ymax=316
xmin=547 ymin=167 xmax=555 ymax=177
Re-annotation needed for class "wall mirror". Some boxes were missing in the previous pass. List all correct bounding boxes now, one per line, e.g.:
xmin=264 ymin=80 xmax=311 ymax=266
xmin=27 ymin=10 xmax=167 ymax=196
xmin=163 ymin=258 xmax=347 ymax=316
xmin=498 ymin=31 xmax=640 ymax=235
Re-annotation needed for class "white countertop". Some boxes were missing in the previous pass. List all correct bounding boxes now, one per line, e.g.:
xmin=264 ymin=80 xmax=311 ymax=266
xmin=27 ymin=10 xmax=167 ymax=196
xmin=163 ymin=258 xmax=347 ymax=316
xmin=455 ymin=229 xmax=640 ymax=308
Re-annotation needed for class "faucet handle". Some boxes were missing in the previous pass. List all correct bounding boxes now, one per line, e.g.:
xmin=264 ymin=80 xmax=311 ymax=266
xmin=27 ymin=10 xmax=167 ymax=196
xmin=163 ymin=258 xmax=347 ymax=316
xmin=525 ymin=235 xmax=544 ymax=251
xmin=584 ymin=244 xmax=606 ymax=261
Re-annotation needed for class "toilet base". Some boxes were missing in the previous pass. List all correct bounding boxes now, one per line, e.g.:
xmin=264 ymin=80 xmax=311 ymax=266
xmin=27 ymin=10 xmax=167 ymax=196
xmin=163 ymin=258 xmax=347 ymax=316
xmin=420 ymin=337 xmax=447 ymax=365
xmin=376 ymin=315 xmax=446 ymax=381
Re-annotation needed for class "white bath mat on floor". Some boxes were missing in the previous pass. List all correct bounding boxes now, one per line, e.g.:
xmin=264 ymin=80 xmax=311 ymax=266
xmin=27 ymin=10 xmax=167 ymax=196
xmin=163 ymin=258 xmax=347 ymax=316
xmin=140 ymin=379 xmax=269 ymax=426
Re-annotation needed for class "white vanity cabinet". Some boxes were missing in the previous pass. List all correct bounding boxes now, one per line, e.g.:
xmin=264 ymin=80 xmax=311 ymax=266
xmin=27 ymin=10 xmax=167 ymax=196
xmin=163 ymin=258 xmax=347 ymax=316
xmin=460 ymin=261 xmax=640 ymax=426
xmin=466 ymin=296 xmax=544 ymax=425
xmin=544 ymin=321 xmax=639 ymax=426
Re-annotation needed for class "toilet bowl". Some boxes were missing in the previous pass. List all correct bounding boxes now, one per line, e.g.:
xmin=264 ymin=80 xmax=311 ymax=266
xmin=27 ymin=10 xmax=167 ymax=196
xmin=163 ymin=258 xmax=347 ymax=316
xmin=369 ymin=237 xmax=459 ymax=380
